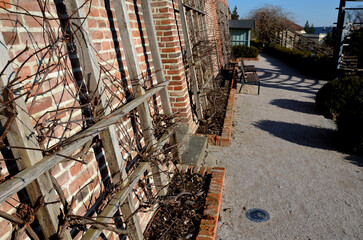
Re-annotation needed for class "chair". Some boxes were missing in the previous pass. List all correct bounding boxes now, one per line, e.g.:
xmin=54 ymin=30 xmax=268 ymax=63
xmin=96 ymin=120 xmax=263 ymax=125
xmin=238 ymin=61 xmax=260 ymax=95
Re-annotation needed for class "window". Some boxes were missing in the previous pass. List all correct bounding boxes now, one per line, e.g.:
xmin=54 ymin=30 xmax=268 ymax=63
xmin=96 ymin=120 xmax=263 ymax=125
xmin=230 ymin=29 xmax=249 ymax=46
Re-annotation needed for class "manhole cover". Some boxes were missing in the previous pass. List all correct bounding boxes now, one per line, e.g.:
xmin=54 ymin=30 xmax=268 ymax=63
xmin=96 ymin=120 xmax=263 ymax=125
xmin=246 ymin=209 xmax=270 ymax=222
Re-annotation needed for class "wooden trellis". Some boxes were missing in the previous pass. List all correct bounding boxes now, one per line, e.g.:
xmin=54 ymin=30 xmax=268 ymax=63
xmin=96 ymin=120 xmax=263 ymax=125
xmin=0 ymin=1 xmax=177 ymax=239
xmin=217 ymin=2 xmax=231 ymax=65
xmin=177 ymin=0 xmax=220 ymax=120
xmin=177 ymin=0 xmax=203 ymax=120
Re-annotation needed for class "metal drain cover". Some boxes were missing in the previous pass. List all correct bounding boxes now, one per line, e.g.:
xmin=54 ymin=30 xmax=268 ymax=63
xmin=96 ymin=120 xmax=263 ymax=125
xmin=246 ymin=209 xmax=270 ymax=222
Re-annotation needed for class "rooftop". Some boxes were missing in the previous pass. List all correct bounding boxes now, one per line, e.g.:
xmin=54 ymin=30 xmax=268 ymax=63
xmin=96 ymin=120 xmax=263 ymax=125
xmin=314 ymin=26 xmax=334 ymax=34
xmin=229 ymin=19 xmax=255 ymax=29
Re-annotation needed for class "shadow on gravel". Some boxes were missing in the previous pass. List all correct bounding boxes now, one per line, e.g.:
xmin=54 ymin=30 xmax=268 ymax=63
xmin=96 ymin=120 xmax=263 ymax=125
xmin=257 ymin=68 xmax=320 ymax=95
xmin=254 ymin=54 xmax=323 ymax=95
xmin=270 ymin=99 xmax=321 ymax=116
xmin=344 ymin=155 xmax=363 ymax=168
xmin=253 ymin=120 xmax=336 ymax=150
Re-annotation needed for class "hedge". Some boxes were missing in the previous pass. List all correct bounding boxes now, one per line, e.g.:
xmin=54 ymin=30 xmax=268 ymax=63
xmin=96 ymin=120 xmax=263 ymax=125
xmin=336 ymin=96 xmax=363 ymax=155
xmin=250 ymin=40 xmax=263 ymax=50
xmin=264 ymin=43 xmax=336 ymax=79
xmin=316 ymin=76 xmax=363 ymax=155
xmin=316 ymin=76 xmax=362 ymax=117
xmin=231 ymin=45 xmax=259 ymax=59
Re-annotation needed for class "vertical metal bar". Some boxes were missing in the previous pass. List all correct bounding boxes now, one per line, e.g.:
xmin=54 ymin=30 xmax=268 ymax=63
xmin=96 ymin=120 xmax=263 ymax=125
xmin=334 ymin=0 xmax=347 ymax=69
xmin=337 ymin=10 xmax=348 ymax=69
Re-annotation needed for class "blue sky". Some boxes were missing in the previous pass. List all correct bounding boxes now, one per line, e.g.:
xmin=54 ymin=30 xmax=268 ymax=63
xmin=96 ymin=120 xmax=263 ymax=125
xmin=228 ymin=0 xmax=341 ymax=27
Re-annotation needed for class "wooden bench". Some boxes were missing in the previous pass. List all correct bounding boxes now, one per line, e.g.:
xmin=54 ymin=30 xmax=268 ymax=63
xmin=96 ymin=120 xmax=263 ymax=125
xmin=238 ymin=60 xmax=260 ymax=95
xmin=241 ymin=58 xmax=256 ymax=73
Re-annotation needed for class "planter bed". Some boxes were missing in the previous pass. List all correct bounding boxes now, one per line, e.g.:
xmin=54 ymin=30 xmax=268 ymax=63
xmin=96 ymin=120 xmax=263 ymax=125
xmin=200 ymin=87 xmax=235 ymax=146
xmin=196 ymin=64 xmax=238 ymax=146
xmin=144 ymin=165 xmax=225 ymax=240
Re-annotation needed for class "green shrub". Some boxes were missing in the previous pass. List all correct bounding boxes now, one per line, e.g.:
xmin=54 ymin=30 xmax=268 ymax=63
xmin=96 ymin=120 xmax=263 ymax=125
xmin=336 ymin=95 xmax=363 ymax=155
xmin=250 ymin=40 xmax=263 ymax=50
xmin=315 ymin=76 xmax=363 ymax=117
xmin=316 ymin=76 xmax=363 ymax=155
xmin=264 ymin=43 xmax=336 ymax=79
xmin=232 ymin=45 xmax=259 ymax=58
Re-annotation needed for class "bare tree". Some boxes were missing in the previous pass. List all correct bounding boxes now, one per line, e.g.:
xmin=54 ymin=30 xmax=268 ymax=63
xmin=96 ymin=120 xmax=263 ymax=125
xmin=249 ymin=5 xmax=293 ymax=43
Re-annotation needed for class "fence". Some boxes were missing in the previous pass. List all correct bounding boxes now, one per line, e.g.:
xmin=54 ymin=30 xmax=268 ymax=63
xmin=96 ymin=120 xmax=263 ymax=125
xmin=271 ymin=28 xmax=333 ymax=55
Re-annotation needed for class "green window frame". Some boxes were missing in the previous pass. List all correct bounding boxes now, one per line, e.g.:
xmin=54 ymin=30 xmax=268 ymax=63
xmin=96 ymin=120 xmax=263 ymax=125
xmin=230 ymin=29 xmax=250 ymax=47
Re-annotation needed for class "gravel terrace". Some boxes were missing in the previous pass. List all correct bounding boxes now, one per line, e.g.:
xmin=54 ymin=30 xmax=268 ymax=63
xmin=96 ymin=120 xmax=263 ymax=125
xmin=203 ymin=54 xmax=363 ymax=240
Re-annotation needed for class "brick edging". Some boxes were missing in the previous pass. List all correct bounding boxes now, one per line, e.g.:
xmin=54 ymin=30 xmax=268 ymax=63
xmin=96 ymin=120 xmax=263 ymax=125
xmin=197 ymin=167 xmax=225 ymax=240
xmin=176 ymin=165 xmax=225 ymax=240
xmin=242 ymin=57 xmax=259 ymax=61
xmin=196 ymin=65 xmax=237 ymax=146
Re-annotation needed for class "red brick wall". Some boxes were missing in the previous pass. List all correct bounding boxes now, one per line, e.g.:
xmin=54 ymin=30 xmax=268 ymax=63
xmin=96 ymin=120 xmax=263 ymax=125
xmin=151 ymin=0 xmax=196 ymax=130
xmin=204 ymin=0 xmax=229 ymax=69
xmin=0 ymin=1 xmax=155 ymax=238
xmin=151 ymin=0 xmax=229 ymax=132
xmin=0 ymin=0 xmax=229 ymax=238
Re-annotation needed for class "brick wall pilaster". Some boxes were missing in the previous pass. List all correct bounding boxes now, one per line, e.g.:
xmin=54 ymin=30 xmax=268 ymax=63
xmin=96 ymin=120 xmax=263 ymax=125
xmin=151 ymin=0 xmax=197 ymax=132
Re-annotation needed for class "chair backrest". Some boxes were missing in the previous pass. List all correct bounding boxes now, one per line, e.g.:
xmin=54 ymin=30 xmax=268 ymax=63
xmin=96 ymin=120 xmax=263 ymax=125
xmin=239 ymin=60 xmax=247 ymax=83
xmin=241 ymin=58 xmax=247 ymax=69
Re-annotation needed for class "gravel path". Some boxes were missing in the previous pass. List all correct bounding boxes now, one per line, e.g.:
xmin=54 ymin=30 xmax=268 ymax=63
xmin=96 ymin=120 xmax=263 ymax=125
xmin=203 ymin=54 xmax=363 ymax=240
